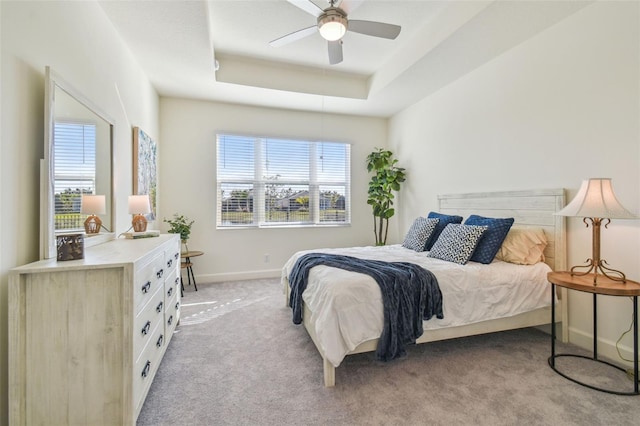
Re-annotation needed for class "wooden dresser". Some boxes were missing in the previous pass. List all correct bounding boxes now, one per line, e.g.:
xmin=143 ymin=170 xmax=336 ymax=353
xmin=9 ymin=234 xmax=181 ymax=425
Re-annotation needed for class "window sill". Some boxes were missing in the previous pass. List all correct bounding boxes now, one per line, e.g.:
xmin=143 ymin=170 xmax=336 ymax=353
xmin=216 ymin=223 xmax=351 ymax=231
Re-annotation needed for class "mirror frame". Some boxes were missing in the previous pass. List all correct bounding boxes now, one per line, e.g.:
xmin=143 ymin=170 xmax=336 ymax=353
xmin=41 ymin=66 xmax=116 ymax=259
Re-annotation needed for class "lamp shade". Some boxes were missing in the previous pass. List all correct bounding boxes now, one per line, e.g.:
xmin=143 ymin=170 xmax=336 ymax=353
xmin=128 ymin=195 xmax=151 ymax=214
xmin=556 ymin=178 xmax=636 ymax=219
xmin=80 ymin=195 xmax=106 ymax=215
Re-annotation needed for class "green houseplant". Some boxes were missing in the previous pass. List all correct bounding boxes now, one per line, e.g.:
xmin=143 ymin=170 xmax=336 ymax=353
xmin=366 ymin=148 xmax=406 ymax=246
xmin=164 ymin=214 xmax=195 ymax=251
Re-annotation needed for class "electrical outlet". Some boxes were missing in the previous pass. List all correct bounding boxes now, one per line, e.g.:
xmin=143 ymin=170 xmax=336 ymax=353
xmin=264 ymin=254 xmax=270 ymax=263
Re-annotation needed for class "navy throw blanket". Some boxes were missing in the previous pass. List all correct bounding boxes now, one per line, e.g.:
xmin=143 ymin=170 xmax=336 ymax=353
xmin=288 ymin=253 xmax=443 ymax=362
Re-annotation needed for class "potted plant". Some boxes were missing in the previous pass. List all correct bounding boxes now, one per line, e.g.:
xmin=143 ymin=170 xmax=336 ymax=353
xmin=164 ymin=214 xmax=195 ymax=252
xmin=366 ymin=148 xmax=406 ymax=246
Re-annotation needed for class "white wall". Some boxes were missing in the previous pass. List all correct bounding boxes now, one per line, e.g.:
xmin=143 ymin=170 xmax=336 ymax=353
xmin=159 ymin=98 xmax=387 ymax=281
xmin=389 ymin=1 xmax=640 ymax=364
xmin=0 ymin=2 xmax=159 ymax=424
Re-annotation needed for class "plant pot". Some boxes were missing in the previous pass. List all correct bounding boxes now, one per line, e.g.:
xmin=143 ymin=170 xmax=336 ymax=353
xmin=181 ymin=239 xmax=189 ymax=254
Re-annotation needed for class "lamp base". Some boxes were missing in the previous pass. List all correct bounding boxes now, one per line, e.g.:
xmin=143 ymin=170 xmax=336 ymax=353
xmin=84 ymin=215 xmax=102 ymax=234
xmin=570 ymin=259 xmax=626 ymax=285
xmin=569 ymin=217 xmax=626 ymax=285
xmin=132 ymin=214 xmax=148 ymax=232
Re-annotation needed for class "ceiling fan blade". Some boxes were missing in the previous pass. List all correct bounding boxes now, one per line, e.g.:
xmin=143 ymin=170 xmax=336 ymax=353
xmin=287 ymin=0 xmax=324 ymax=17
xmin=338 ymin=0 xmax=365 ymax=15
xmin=347 ymin=20 xmax=401 ymax=39
xmin=328 ymin=40 xmax=343 ymax=65
xmin=270 ymin=25 xmax=317 ymax=47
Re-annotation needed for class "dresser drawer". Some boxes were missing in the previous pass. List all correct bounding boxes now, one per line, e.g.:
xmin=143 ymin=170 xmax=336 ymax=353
xmin=134 ymin=253 xmax=164 ymax=312
xmin=134 ymin=285 xmax=165 ymax=359
xmin=133 ymin=320 xmax=165 ymax=411
xmin=165 ymin=268 xmax=180 ymax=301
xmin=164 ymin=247 xmax=180 ymax=274
xmin=165 ymin=289 xmax=180 ymax=337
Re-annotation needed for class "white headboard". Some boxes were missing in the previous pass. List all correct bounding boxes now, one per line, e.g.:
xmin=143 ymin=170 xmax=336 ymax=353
xmin=437 ymin=189 xmax=566 ymax=271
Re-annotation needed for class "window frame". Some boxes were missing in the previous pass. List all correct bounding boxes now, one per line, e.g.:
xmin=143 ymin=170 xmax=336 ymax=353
xmin=216 ymin=134 xmax=351 ymax=229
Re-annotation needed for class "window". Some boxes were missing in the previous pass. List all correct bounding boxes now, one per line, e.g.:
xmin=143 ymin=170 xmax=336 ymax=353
xmin=217 ymin=134 xmax=350 ymax=228
xmin=54 ymin=121 xmax=97 ymax=230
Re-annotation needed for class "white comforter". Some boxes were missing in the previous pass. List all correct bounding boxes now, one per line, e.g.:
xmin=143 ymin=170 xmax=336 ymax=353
xmin=282 ymin=244 xmax=552 ymax=367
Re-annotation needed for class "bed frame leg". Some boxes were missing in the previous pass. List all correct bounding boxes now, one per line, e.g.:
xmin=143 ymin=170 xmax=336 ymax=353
xmin=323 ymin=358 xmax=335 ymax=387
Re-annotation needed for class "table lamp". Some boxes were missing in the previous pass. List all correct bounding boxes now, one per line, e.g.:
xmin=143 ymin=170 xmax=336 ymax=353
xmin=556 ymin=178 xmax=637 ymax=284
xmin=80 ymin=195 xmax=106 ymax=234
xmin=128 ymin=195 xmax=152 ymax=232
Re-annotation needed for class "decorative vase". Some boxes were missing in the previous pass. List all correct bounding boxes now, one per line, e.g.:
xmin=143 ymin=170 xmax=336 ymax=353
xmin=181 ymin=239 xmax=189 ymax=254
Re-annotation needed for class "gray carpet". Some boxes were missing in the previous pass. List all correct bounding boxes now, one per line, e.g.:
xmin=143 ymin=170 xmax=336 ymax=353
xmin=137 ymin=278 xmax=639 ymax=425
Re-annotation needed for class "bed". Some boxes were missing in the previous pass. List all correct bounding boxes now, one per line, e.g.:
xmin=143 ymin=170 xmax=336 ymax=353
xmin=282 ymin=189 xmax=568 ymax=386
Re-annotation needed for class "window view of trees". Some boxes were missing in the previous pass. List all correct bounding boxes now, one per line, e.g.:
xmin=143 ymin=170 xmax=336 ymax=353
xmin=220 ymin=187 xmax=346 ymax=224
xmin=217 ymin=135 xmax=350 ymax=227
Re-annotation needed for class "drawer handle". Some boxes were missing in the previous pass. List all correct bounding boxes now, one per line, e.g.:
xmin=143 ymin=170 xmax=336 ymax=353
xmin=174 ymin=252 xmax=179 ymax=260
xmin=156 ymin=269 xmax=164 ymax=279
xmin=156 ymin=334 xmax=164 ymax=348
xmin=156 ymin=301 xmax=164 ymax=313
xmin=175 ymin=301 xmax=180 ymax=310
xmin=141 ymin=321 xmax=151 ymax=336
xmin=167 ymin=287 xmax=173 ymax=297
xmin=167 ymin=259 xmax=173 ymax=268
xmin=141 ymin=281 xmax=151 ymax=294
xmin=141 ymin=360 xmax=151 ymax=378
xmin=174 ymin=277 xmax=179 ymax=286
xmin=167 ymin=315 xmax=173 ymax=326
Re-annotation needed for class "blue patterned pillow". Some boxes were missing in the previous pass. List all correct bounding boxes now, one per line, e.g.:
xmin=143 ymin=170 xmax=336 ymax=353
xmin=425 ymin=212 xmax=463 ymax=250
xmin=464 ymin=215 xmax=515 ymax=264
xmin=402 ymin=217 xmax=439 ymax=252
xmin=428 ymin=223 xmax=488 ymax=264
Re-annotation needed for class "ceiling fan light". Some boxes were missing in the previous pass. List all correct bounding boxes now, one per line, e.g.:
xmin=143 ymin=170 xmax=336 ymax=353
xmin=319 ymin=21 xmax=346 ymax=41
xmin=318 ymin=9 xmax=348 ymax=41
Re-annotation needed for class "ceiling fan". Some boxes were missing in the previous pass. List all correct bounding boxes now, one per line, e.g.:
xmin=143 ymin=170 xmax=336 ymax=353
xmin=270 ymin=0 xmax=401 ymax=65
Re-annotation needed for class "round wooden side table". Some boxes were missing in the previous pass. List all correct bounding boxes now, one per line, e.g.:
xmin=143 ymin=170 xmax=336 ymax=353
xmin=181 ymin=250 xmax=203 ymax=295
xmin=548 ymin=271 xmax=640 ymax=395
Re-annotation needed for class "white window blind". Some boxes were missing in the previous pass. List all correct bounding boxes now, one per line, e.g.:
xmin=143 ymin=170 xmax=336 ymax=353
xmin=217 ymin=134 xmax=350 ymax=228
xmin=54 ymin=121 xmax=97 ymax=230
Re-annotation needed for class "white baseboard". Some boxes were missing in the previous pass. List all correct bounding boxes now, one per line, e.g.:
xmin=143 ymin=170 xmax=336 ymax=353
xmin=534 ymin=322 xmax=563 ymax=338
xmin=194 ymin=269 xmax=282 ymax=283
xmin=568 ymin=326 xmax=635 ymax=367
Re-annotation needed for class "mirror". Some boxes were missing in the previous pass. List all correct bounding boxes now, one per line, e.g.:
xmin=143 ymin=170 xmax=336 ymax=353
xmin=41 ymin=67 xmax=115 ymax=259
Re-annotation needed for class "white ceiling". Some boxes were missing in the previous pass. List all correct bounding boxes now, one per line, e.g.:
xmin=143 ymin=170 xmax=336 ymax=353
xmin=99 ymin=0 xmax=590 ymax=118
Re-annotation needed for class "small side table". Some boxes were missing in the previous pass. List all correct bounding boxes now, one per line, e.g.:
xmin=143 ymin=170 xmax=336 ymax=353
xmin=548 ymin=271 xmax=640 ymax=395
xmin=181 ymin=250 xmax=203 ymax=295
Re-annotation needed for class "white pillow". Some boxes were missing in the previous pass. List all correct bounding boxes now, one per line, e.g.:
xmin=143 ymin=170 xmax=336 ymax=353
xmin=495 ymin=227 xmax=548 ymax=265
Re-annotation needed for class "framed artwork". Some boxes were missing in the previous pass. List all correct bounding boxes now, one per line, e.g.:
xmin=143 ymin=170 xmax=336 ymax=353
xmin=133 ymin=127 xmax=157 ymax=220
